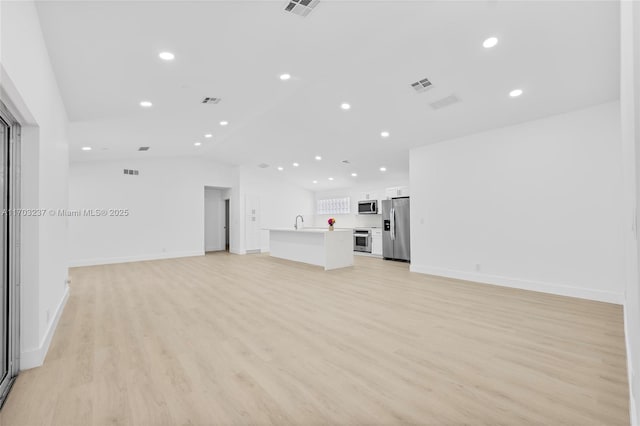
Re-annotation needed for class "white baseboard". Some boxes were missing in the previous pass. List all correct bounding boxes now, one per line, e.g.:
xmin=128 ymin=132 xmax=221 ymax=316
xmin=68 ymin=250 xmax=204 ymax=267
xmin=410 ymin=265 xmax=624 ymax=304
xmin=20 ymin=286 xmax=70 ymax=370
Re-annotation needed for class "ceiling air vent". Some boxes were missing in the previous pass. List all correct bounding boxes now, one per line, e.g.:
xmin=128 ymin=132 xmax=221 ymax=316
xmin=284 ymin=0 xmax=319 ymax=17
xmin=138 ymin=146 xmax=150 ymax=151
xmin=258 ymin=163 xmax=270 ymax=169
xmin=123 ymin=169 xmax=139 ymax=176
xmin=429 ymin=94 xmax=461 ymax=110
xmin=202 ymin=97 xmax=222 ymax=104
xmin=410 ymin=77 xmax=433 ymax=93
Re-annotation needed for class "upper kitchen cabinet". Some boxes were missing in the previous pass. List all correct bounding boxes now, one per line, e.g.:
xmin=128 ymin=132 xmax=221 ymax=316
xmin=385 ymin=186 xmax=410 ymax=199
xmin=358 ymin=190 xmax=380 ymax=201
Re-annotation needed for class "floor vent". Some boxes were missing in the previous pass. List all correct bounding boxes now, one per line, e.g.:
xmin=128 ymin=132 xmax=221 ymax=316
xmin=123 ymin=169 xmax=139 ymax=176
xmin=284 ymin=0 xmax=319 ymax=17
xmin=410 ymin=77 xmax=433 ymax=93
xmin=429 ymin=94 xmax=461 ymax=110
xmin=202 ymin=97 xmax=222 ymax=104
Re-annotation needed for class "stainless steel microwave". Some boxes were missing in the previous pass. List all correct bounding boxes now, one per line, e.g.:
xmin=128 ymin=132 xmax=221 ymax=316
xmin=358 ymin=200 xmax=378 ymax=214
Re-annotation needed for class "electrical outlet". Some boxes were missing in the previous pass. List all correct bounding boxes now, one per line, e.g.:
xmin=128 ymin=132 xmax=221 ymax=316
xmin=46 ymin=309 xmax=51 ymax=324
xmin=475 ymin=263 xmax=481 ymax=272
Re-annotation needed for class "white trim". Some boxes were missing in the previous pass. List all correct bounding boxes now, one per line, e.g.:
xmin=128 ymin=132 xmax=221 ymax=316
xmin=68 ymin=250 xmax=204 ymax=267
xmin=20 ymin=286 xmax=70 ymax=370
xmin=410 ymin=265 xmax=624 ymax=304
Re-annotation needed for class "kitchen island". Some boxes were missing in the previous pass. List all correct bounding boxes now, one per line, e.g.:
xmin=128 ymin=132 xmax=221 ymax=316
xmin=268 ymin=228 xmax=354 ymax=270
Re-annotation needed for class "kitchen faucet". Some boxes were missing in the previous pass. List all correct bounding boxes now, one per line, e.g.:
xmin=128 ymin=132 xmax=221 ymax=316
xmin=294 ymin=215 xmax=304 ymax=230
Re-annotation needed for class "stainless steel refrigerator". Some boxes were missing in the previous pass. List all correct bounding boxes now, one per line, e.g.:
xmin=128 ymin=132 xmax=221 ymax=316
xmin=381 ymin=197 xmax=410 ymax=262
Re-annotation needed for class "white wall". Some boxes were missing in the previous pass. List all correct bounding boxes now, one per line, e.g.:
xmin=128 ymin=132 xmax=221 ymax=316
xmin=237 ymin=167 xmax=315 ymax=253
xmin=68 ymin=157 xmax=233 ymax=265
xmin=204 ymin=188 xmax=224 ymax=252
xmin=1 ymin=0 xmax=70 ymax=369
xmin=621 ymin=1 xmax=640 ymax=423
xmin=410 ymin=101 xmax=625 ymax=304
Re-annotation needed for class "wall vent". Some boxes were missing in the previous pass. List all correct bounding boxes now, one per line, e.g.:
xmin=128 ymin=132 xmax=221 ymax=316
xmin=410 ymin=77 xmax=433 ymax=93
xmin=123 ymin=169 xmax=140 ymax=176
xmin=258 ymin=163 xmax=270 ymax=169
xmin=202 ymin=97 xmax=222 ymax=104
xmin=138 ymin=146 xmax=150 ymax=151
xmin=284 ymin=0 xmax=319 ymax=17
xmin=429 ymin=94 xmax=461 ymax=110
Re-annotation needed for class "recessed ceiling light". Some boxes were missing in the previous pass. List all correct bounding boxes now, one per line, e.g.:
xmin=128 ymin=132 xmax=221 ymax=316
xmin=204 ymin=133 xmax=213 ymax=138
xmin=351 ymin=173 xmax=358 ymax=177
xmin=293 ymin=162 xmax=299 ymax=167
xmin=379 ymin=167 xmax=387 ymax=172
xmin=280 ymin=73 xmax=291 ymax=81
xmin=277 ymin=166 xmax=284 ymax=171
xmin=380 ymin=131 xmax=390 ymax=138
xmin=315 ymin=155 xmax=322 ymax=161
xmin=483 ymin=37 xmax=499 ymax=48
xmin=328 ymin=177 xmax=334 ymax=181
xmin=220 ymin=121 xmax=229 ymax=126
xmin=509 ymin=89 xmax=523 ymax=97
xmin=158 ymin=51 xmax=175 ymax=61
xmin=139 ymin=101 xmax=153 ymax=108
xmin=194 ymin=142 xmax=201 ymax=146
xmin=312 ymin=180 xmax=318 ymax=184
xmin=81 ymin=147 xmax=92 ymax=151
xmin=340 ymin=103 xmax=351 ymax=110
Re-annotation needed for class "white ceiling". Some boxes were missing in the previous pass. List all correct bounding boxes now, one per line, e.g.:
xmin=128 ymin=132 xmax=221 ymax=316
xmin=36 ymin=0 xmax=620 ymax=190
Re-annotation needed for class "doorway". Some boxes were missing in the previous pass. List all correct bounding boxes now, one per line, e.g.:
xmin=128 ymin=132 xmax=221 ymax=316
xmin=225 ymin=199 xmax=230 ymax=252
xmin=204 ymin=186 xmax=231 ymax=253
xmin=0 ymin=100 xmax=20 ymax=408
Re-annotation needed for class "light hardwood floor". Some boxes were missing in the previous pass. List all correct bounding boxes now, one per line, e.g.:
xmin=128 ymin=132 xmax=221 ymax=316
xmin=0 ymin=253 xmax=629 ymax=425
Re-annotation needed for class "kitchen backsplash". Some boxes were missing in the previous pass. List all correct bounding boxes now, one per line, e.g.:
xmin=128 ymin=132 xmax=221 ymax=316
xmin=312 ymin=213 xmax=382 ymax=229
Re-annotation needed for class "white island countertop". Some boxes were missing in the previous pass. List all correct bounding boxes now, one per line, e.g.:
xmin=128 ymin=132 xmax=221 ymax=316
xmin=267 ymin=228 xmax=354 ymax=270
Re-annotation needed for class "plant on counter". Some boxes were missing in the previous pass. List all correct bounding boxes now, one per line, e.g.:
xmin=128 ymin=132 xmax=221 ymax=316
xmin=328 ymin=218 xmax=336 ymax=226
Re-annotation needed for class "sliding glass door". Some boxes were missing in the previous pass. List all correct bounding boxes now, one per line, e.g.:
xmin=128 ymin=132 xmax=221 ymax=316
xmin=0 ymin=101 xmax=20 ymax=408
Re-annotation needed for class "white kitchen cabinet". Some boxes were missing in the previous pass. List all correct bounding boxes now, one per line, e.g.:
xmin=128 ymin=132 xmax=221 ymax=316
xmin=385 ymin=186 xmax=410 ymax=199
xmin=358 ymin=190 xmax=379 ymax=201
xmin=371 ymin=229 xmax=382 ymax=256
